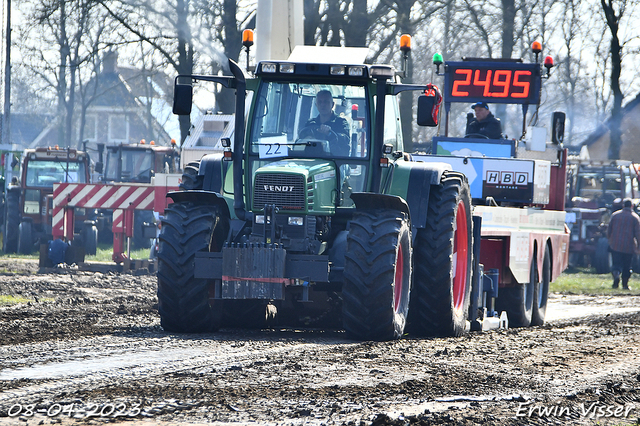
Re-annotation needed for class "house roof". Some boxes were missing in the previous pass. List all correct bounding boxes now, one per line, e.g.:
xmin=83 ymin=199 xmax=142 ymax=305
xmin=581 ymin=93 xmax=640 ymax=147
xmin=9 ymin=113 xmax=54 ymax=148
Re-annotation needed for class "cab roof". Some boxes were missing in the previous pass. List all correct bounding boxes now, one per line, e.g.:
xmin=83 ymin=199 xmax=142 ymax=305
xmin=287 ymin=46 xmax=369 ymax=65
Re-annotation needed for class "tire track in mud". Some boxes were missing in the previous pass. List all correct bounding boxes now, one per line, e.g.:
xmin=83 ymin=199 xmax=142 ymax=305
xmin=0 ymin=333 xmax=347 ymax=405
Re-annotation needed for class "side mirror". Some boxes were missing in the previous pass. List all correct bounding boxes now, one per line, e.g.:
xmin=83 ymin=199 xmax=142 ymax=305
xmin=551 ymin=111 xmax=565 ymax=144
xmin=95 ymin=162 xmax=103 ymax=174
xmin=173 ymin=84 xmax=193 ymax=115
xmin=417 ymin=95 xmax=439 ymax=127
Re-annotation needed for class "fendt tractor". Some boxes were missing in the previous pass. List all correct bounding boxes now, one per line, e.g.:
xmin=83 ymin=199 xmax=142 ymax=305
xmin=3 ymin=146 xmax=94 ymax=255
xmin=157 ymin=36 xmax=569 ymax=341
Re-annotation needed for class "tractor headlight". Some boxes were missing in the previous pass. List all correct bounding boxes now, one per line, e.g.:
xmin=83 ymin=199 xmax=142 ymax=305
xmin=255 ymin=215 xmax=265 ymax=224
xmin=288 ymin=217 xmax=304 ymax=226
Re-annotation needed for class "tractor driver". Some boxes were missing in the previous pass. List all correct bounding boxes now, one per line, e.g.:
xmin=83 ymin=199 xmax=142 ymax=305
xmin=465 ymin=102 xmax=503 ymax=139
xmin=299 ymin=90 xmax=351 ymax=156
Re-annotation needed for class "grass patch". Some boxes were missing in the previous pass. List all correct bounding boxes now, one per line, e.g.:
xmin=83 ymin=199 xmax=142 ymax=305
xmin=0 ymin=295 xmax=32 ymax=306
xmin=1 ymin=243 xmax=151 ymax=263
xmin=85 ymin=244 xmax=152 ymax=262
xmin=1 ymin=253 xmax=39 ymax=260
xmin=552 ymin=267 xmax=640 ymax=295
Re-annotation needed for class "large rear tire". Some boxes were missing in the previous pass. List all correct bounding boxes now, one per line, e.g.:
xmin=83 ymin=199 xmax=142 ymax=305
xmin=409 ymin=171 xmax=472 ymax=337
xmin=3 ymin=187 xmax=19 ymax=253
xmin=531 ymin=247 xmax=551 ymax=326
xmin=342 ymin=210 xmax=412 ymax=341
xmin=157 ymin=202 xmax=229 ymax=333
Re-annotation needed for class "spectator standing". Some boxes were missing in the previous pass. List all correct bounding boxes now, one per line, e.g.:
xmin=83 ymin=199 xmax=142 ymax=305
xmin=607 ymin=198 xmax=640 ymax=289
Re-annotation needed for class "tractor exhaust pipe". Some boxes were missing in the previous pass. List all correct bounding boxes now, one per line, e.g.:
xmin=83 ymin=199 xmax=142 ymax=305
xmin=228 ymin=59 xmax=247 ymax=220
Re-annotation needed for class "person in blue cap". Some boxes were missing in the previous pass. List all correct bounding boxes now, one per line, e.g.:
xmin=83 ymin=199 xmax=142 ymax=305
xmin=465 ymin=102 xmax=503 ymax=139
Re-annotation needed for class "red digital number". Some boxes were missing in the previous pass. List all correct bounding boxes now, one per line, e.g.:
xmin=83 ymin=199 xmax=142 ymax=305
xmin=451 ymin=69 xmax=472 ymax=96
xmin=492 ymin=70 xmax=511 ymax=98
xmin=473 ymin=70 xmax=492 ymax=96
xmin=512 ymin=70 xmax=531 ymax=98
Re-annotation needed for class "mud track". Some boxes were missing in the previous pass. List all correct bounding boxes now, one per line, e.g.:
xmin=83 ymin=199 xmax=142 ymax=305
xmin=1 ymin=259 xmax=640 ymax=425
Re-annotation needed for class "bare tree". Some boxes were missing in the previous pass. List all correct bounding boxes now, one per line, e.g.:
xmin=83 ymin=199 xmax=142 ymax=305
xmin=97 ymin=0 xmax=202 ymax=144
xmin=18 ymin=0 xmax=106 ymax=148
xmin=197 ymin=0 xmax=256 ymax=114
xmin=601 ymin=0 xmax=624 ymax=159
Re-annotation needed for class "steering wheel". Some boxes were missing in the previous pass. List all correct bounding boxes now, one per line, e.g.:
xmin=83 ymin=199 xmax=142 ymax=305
xmin=298 ymin=125 xmax=339 ymax=143
xmin=298 ymin=124 xmax=318 ymax=139
xmin=464 ymin=133 xmax=490 ymax=139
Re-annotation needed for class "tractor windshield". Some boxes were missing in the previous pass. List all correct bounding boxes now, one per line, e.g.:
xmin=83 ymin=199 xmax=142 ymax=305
xmin=249 ymin=82 xmax=369 ymax=160
xmin=104 ymin=147 xmax=155 ymax=182
xmin=25 ymin=160 xmax=88 ymax=187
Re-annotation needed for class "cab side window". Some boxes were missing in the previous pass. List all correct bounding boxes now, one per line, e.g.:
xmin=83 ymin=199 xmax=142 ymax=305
xmin=383 ymin=95 xmax=403 ymax=152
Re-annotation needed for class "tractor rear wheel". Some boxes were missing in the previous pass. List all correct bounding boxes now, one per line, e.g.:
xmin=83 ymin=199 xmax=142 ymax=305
xmin=3 ymin=187 xmax=19 ymax=253
xmin=496 ymin=261 xmax=535 ymax=328
xmin=343 ymin=210 xmax=412 ymax=341
xmin=532 ymin=247 xmax=551 ymax=326
xmin=157 ymin=201 xmax=229 ymax=333
xmin=180 ymin=161 xmax=204 ymax=191
xmin=409 ymin=171 xmax=472 ymax=337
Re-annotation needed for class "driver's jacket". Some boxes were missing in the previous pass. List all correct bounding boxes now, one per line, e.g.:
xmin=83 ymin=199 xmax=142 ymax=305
xmin=303 ymin=113 xmax=351 ymax=151
xmin=465 ymin=113 xmax=503 ymax=139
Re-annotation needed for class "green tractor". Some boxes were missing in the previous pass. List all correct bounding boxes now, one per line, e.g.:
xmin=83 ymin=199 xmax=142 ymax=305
xmin=158 ymin=46 xmax=472 ymax=341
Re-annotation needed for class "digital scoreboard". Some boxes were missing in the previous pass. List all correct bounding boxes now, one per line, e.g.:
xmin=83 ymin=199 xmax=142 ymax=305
xmin=443 ymin=61 xmax=541 ymax=105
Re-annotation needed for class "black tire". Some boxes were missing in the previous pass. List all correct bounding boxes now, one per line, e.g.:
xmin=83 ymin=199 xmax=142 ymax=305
xmin=17 ymin=221 xmax=33 ymax=255
xmin=156 ymin=201 xmax=229 ymax=333
xmin=593 ymin=237 xmax=611 ymax=274
xmin=532 ymin=247 xmax=551 ymax=326
xmin=496 ymin=260 xmax=535 ymax=328
xmin=83 ymin=222 xmax=98 ymax=256
xmin=180 ymin=161 xmax=204 ymax=191
xmin=3 ymin=187 xmax=19 ymax=253
xmin=409 ymin=171 xmax=473 ymax=337
xmin=342 ymin=210 xmax=412 ymax=341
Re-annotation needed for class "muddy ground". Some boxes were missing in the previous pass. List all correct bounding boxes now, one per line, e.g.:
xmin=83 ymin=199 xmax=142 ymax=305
xmin=1 ymin=259 xmax=640 ymax=425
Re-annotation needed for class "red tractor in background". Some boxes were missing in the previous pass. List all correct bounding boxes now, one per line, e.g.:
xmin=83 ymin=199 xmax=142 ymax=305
xmin=93 ymin=140 xmax=181 ymax=249
xmin=3 ymin=146 xmax=93 ymax=255
xmin=565 ymin=159 xmax=640 ymax=273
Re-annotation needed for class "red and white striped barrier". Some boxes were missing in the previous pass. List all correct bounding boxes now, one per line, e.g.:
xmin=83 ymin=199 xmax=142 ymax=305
xmin=52 ymin=180 xmax=179 ymax=262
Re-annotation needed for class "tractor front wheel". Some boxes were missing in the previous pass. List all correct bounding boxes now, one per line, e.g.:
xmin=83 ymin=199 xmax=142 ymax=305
xmin=157 ymin=201 xmax=229 ymax=333
xmin=343 ymin=210 xmax=412 ymax=341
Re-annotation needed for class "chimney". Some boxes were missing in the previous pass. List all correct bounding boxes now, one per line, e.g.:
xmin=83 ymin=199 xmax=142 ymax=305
xmin=103 ymin=50 xmax=118 ymax=74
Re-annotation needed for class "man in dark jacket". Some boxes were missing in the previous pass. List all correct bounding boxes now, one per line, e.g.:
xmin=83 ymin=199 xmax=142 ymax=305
xmin=608 ymin=198 xmax=640 ymax=289
xmin=299 ymin=90 xmax=351 ymax=156
xmin=465 ymin=102 xmax=503 ymax=139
